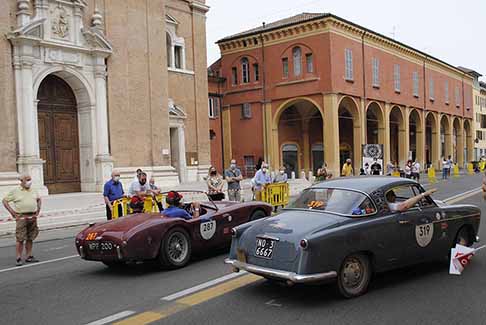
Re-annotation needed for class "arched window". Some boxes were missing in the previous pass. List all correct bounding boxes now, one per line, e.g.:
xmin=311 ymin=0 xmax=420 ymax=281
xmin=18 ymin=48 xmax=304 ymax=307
xmin=293 ymin=47 xmax=302 ymax=76
xmin=166 ymin=32 xmax=172 ymax=67
xmin=241 ymin=57 xmax=250 ymax=83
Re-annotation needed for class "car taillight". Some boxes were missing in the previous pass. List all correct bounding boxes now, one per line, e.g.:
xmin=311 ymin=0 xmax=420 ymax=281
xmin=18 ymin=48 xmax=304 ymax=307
xmin=300 ymin=239 xmax=308 ymax=250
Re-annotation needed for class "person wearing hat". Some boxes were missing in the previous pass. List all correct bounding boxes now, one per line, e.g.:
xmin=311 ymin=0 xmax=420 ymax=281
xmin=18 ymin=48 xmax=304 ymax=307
xmin=341 ymin=158 xmax=354 ymax=177
xmin=163 ymin=191 xmax=200 ymax=220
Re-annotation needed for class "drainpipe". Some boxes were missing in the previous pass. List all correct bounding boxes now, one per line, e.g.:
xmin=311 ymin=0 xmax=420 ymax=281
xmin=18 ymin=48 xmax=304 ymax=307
xmin=218 ymin=78 xmax=225 ymax=172
xmin=260 ymin=22 xmax=268 ymax=165
xmin=361 ymin=31 xmax=366 ymax=100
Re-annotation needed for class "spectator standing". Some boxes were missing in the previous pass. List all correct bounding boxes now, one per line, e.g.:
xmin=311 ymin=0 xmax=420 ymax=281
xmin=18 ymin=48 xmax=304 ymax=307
xmin=386 ymin=161 xmax=394 ymax=176
xmin=2 ymin=174 xmax=41 ymax=266
xmin=370 ymin=159 xmax=382 ymax=175
xmin=441 ymin=157 xmax=449 ymax=179
xmin=363 ymin=162 xmax=370 ymax=175
xmin=412 ymin=160 xmax=421 ymax=181
xmin=447 ymin=155 xmax=453 ymax=177
xmin=128 ymin=172 xmax=152 ymax=212
xmin=207 ymin=166 xmax=225 ymax=201
xmin=225 ymin=159 xmax=243 ymax=202
xmin=253 ymin=163 xmax=272 ymax=201
xmin=273 ymin=167 xmax=288 ymax=183
xmin=341 ymin=158 xmax=353 ymax=176
xmin=149 ymin=178 xmax=163 ymax=212
xmin=315 ymin=162 xmax=332 ymax=182
xmin=103 ymin=170 xmax=124 ymax=220
xmin=404 ymin=160 xmax=413 ymax=179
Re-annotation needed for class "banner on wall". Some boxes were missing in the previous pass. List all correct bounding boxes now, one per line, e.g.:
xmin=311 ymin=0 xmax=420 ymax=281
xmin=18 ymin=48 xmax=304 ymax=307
xmin=362 ymin=144 xmax=384 ymax=175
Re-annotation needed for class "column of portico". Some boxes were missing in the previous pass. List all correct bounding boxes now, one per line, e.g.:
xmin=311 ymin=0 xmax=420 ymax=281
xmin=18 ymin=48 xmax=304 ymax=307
xmin=352 ymin=104 xmax=363 ymax=174
xmin=94 ymin=58 xmax=114 ymax=189
xmin=302 ymin=120 xmax=310 ymax=173
xmin=221 ymin=105 xmax=233 ymax=167
xmin=323 ymin=94 xmax=340 ymax=177
xmin=442 ymin=115 xmax=453 ymax=160
xmin=456 ymin=119 xmax=464 ymax=168
xmin=432 ymin=112 xmax=441 ymax=169
xmin=416 ymin=110 xmax=426 ymax=168
xmin=383 ymin=103 xmax=391 ymax=165
xmin=177 ymin=126 xmax=188 ymax=183
xmin=399 ymin=106 xmax=410 ymax=164
xmin=359 ymin=98 xmax=367 ymax=144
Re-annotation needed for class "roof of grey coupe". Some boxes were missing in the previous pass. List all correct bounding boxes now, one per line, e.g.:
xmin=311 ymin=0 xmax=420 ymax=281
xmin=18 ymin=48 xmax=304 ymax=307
xmin=311 ymin=176 xmax=419 ymax=193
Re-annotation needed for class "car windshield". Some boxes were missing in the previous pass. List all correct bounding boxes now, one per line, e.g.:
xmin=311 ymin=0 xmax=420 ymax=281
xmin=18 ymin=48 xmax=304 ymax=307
xmin=286 ymin=188 xmax=376 ymax=216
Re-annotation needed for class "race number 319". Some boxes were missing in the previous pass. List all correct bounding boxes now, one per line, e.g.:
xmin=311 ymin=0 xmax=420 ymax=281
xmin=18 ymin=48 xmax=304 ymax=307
xmin=415 ymin=223 xmax=434 ymax=247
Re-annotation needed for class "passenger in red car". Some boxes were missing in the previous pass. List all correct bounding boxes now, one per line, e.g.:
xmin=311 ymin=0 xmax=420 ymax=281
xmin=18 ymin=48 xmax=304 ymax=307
xmin=163 ymin=191 xmax=200 ymax=220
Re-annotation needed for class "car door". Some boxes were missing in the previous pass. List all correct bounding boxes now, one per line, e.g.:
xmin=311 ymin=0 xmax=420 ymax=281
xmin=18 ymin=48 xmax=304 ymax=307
xmin=194 ymin=206 xmax=233 ymax=249
xmin=391 ymin=185 xmax=442 ymax=263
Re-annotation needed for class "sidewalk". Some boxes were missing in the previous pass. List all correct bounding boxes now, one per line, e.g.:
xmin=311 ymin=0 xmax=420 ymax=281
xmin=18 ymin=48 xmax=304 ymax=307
xmin=0 ymin=178 xmax=311 ymax=236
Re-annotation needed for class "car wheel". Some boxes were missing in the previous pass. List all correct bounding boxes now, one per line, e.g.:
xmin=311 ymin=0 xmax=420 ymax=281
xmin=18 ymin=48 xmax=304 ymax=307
xmin=159 ymin=227 xmax=192 ymax=269
xmin=337 ymin=253 xmax=372 ymax=298
xmin=455 ymin=226 xmax=473 ymax=247
xmin=249 ymin=209 xmax=267 ymax=221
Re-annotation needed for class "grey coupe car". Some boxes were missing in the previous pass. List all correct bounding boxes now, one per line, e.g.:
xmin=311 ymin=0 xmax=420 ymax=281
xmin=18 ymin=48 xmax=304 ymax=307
xmin=225 ymin=177 xmax=481 ymax=298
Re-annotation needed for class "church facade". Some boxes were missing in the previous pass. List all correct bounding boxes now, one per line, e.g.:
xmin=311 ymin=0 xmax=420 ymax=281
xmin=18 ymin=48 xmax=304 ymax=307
xmin=0 ymin=0 xmax=210 ymax=195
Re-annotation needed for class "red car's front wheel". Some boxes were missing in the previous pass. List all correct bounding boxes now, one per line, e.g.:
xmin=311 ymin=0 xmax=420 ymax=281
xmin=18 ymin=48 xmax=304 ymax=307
xmin=158 ymin=227 xmax=192 ymax=269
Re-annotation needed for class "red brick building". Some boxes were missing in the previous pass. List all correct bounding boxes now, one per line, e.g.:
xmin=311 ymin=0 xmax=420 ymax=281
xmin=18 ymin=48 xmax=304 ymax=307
xmin=208 ymin=13 xmax=474 ymax=177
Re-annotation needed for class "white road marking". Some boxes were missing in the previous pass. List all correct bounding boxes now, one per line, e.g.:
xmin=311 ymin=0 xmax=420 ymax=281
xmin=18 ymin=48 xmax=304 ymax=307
xmin=443 ymin=187 xmax=482 ymax=203
xmin=84 ymin=310 xmax=136 ymax=325
xmin=0 ymin=255 xmax=78 ymax=274
xmin=161 ymin=270 xmax=247 ymax=301
xmin=265 ymin=299 xmax=282 ymax=307
xmin=44 ymin=245 xmax=70 ymax=252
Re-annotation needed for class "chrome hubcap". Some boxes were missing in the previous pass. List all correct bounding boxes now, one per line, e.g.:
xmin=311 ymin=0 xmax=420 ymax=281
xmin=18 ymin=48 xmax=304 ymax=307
xmin=342 ymin=257 xmax=363 ymax=288
xmin=167 ymin=232 xmax=188 ymax=263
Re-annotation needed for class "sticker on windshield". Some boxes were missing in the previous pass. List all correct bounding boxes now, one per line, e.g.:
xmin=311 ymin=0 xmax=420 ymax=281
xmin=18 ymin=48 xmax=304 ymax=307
xmin=415 ymin=223 xmax=434 ymax=247
xmin=307 ymin=200 xmax=324 ymax=209
xmin=200 ymin=220 xmax=216 ymax=240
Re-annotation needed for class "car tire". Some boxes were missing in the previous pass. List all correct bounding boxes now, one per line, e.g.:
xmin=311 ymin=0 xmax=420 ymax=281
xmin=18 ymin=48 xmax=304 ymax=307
xmin=337 ymin=253 xmax=372 ymax=298
xmin=249 ymin=209 xmax=267 ymax=221
xmin=158 ymin=227 xmax=192 ymax=269
xmin=454 ymin=226 xmax=473 ymax=247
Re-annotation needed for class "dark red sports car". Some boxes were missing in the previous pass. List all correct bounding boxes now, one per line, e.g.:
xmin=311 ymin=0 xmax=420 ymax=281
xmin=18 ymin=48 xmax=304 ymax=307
xmin=75 ymin=192 xmax=272 ymax=269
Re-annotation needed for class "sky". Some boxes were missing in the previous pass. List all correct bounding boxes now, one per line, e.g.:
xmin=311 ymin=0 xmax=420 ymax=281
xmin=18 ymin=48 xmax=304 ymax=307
xmin=205 ymin=0 xmax=485 ymax=81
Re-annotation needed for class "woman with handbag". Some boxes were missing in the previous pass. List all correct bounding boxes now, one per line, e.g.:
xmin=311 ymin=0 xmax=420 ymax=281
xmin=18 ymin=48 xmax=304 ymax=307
xmin=207 ymin=166 xmax=225 ymax=201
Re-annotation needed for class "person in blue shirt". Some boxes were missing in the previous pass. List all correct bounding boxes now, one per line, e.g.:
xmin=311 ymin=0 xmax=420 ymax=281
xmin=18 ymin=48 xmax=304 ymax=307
xmin=103 ymin=170 xmax=124 ymax=220
xmin=163 ymin=191 xmax=200 ymax=220
xmin=253 ymin=163 xmax=272 ymax=201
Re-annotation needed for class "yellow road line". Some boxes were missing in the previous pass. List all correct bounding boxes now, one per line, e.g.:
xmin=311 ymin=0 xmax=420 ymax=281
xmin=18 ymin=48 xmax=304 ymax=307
xmin=115 ymin=274 xmax=261 ymax=325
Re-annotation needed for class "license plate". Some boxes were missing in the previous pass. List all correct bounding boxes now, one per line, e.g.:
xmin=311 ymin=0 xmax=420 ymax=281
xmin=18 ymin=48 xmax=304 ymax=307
xmin=254 ymin=238 xmax=275 ymax=259
xmin=87 ymin=242 xmax=114 ymax=251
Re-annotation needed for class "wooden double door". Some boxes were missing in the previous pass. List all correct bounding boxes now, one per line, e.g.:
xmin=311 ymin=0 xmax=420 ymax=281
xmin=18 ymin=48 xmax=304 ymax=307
xmin=37 ymin=75 xmax=81 ymax=193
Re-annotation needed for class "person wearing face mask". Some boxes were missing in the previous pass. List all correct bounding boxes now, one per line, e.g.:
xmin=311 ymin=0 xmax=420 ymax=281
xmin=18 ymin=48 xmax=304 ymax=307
xmin=207 ymin=166 xmax=224 ymax=201
xmin=341 ymin=158 xmax=354 ymax=177
xmin=273 ymin=167 xmax=288 ymax=183
xmin=128 ymin=172 xmax=153 ymax=213
xmin=253 ymin=163 xmax=272 ymax=201
xmin=103 ymin=170 xmax=125 ymax=220
xmin=225 ymin=159 xmax=243 ymax=202
xmin=3 ymin=174 xmax=41 ymax=266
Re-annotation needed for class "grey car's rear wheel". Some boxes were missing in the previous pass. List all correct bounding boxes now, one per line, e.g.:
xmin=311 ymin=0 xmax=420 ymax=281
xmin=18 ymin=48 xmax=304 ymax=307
xmin=249 ymin=209 xmax=267 ymax=221
xmin=337 ymin=253 xmax=371 ymax=298
xmin=159 ymin=228 xmax=192 ymax=269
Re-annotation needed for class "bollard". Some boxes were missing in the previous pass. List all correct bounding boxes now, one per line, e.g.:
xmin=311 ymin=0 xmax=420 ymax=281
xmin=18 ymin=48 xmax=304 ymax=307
xmin=291 ymin=171 xmax=296 ymax=179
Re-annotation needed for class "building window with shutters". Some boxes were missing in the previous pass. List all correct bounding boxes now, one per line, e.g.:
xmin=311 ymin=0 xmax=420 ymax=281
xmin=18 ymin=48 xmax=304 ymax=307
xmin=393 ymin=64 xmax=400 ymax=93
xmin=429 ymin=78 xmax=434 ymax=101
xmin=477 ymin=130 xmax=483 ymax=141
xmin=253 ymin=63 xmax=259 ymax=81
xmin=231 ymin=67 xmax=237 ymax=85
xmin=445 ymin=80 xmax=449 ymax=104
xmin=208 ymin=97 xmax=219 ymax=118
xmin=455 ymin=86 xmax=460 ymax=107
xmin=344 ymin=48 xmax=353 ymax=81
xmin=412 ymin=71 xmax=419 ymax=97
xmin=241 ymin=58 xmax=250 ymax=84
xmin=293 ymin=47 xmax=302 ymax=76
xmin=241 ymin=103 xmax=252 ymax=119
xmin=481 ymin=114 xmax=486 ymax=128
xmin=174 ymin=46 xmax=183 ymax=69
xmin=306 ymin=53 xmax=314 ymax=73
xmin=372 ymin=57 xmax=380 ymax=88
xmin=282 ymin=58 xmax=289 ymax=78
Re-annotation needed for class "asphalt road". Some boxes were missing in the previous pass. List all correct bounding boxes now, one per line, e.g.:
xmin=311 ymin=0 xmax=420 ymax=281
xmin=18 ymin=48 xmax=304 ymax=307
xmin=0 ymin=174 xmax=484 ymax=325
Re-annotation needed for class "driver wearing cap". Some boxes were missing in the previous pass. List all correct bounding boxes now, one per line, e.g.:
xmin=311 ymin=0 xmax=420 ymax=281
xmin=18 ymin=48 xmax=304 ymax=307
xmin=163 ymin=191 xmax=200 ymax=220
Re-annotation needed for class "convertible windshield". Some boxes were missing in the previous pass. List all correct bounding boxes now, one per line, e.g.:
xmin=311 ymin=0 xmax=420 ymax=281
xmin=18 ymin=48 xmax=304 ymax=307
xmin=287 ymin=188 xmax=376 ymax=216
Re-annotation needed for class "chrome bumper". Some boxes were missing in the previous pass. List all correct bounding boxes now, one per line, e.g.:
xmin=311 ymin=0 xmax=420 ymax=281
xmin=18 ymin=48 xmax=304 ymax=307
xmin=225 ymin=258 xmax=337 ymax=284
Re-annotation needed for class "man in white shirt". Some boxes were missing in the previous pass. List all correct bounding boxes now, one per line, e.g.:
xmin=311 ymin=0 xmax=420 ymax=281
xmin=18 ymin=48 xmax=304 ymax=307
xmin=411 ymin=161 xmax=421 ymax=181
xmin=386 ymin=188 xmax=437 ymax=212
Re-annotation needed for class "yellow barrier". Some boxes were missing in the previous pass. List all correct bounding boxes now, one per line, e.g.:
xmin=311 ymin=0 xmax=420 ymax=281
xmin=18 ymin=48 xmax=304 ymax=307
xmin=481 ymin=161 xmax=486 ymax=172
xmin=112 ymin=194 xmax=164 ymax=219
xmin=427 ymin=167 xmax=437 ymax=184
xmin=261 ymin=183 xmax=290 ymax=207
xmin=391 ymin=171 xmax=400 ymax=177
xmin=453 ymin=164 xmax=460 ymax=177
xmin=467 ymin=163 xmax=474 ymax=175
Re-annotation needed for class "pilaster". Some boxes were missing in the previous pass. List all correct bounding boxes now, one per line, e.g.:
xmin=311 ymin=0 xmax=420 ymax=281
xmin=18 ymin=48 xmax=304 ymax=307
xmin=323 ymin=94 xmax=340 ymax=177
xmin=384 ymin=103 xmax=391 ymax=165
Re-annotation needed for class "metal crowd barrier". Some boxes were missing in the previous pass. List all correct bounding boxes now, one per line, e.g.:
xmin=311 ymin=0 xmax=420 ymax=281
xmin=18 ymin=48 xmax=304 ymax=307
xmin=261 ymin=183 xmax=290 ymax=207
xmin=112 ymin=194 xmax=164 ymax=219
xmin=427 ymin=167 xmax=437 ymax=183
